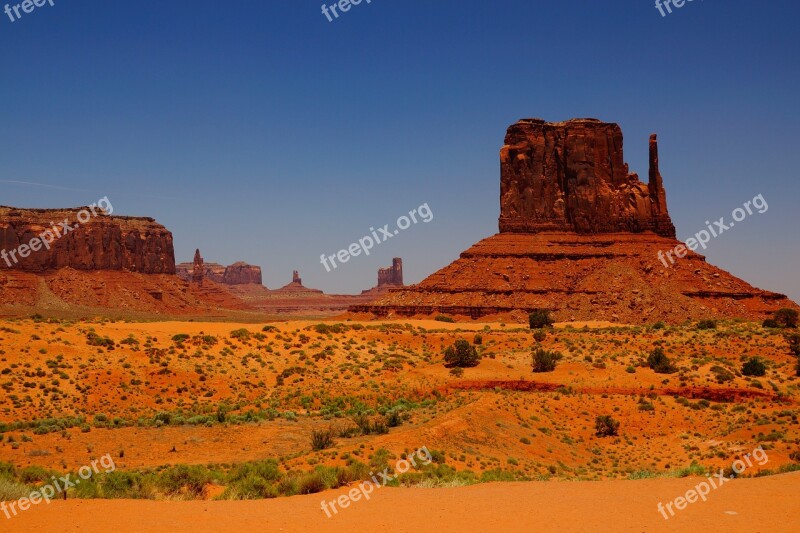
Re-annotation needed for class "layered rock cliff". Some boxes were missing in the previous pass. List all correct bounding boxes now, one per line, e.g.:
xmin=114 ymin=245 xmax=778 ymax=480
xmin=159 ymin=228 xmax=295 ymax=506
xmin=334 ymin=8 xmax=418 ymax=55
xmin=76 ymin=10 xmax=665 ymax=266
xmin=0 ymin=207 xmax=175 ymax=274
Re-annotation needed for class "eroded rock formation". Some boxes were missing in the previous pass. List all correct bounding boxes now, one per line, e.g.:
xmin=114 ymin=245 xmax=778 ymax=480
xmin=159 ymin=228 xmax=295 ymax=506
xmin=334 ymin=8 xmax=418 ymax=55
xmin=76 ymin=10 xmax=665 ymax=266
xmin=499 ymin=119 xmax=675 ymax=237
xmin=0 ymin=207 xmax=175 ymax=274
xmin=176 ymin=259 xmax=262 ymax=285
xmin=192 ymin=249 xmax=204 ymax=284
xmin=378 ymin=258 xmax=404 ymax=287
xmin=352 ymin=118 xmax=796 ymax=323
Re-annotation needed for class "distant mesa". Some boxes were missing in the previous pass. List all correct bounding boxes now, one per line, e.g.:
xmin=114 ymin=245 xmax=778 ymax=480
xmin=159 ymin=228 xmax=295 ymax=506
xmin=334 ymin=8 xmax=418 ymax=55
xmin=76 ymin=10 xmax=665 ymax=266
xmin=352 ymin=118 xmax=797 ymax=323
xmin=0 ymin=206 xmax=175 ymax=274
xmin=275 ymin=270 xmax=322 ymax=294
xmin=176 ymin=252 xmax=263 ymax=286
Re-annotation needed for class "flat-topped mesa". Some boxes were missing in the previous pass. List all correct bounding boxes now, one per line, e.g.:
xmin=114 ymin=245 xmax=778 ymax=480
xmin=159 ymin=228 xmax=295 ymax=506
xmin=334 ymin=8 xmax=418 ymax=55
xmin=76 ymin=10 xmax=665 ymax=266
xmin=499 ymin=118 xmax=676 ymax=237
xmin=0 ymin=206 xmax=175 ymax=274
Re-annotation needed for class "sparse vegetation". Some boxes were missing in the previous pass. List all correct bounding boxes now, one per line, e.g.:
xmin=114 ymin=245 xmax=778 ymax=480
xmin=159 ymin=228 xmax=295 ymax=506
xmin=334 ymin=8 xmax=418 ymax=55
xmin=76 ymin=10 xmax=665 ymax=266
xmin=443 ymin=340 xmax=481 ymax=368
xmin=647 ymin=347 xmax=676 ymax=374
xmin=531 ymin=348 xmax=563 ymax=373
xmin=595 ymin=415 xmax=620 ymax=437
xmin=528 ymin=309 xmax=554 ymax=329
xmin=742 ymin=357 xmax=767 ymax=377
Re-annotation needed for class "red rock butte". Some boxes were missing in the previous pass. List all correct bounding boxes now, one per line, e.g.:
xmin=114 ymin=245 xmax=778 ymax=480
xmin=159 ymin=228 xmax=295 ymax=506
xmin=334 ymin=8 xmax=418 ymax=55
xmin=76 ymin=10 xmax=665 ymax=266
xmin=351 ymin=118 xmax=797 ymax=323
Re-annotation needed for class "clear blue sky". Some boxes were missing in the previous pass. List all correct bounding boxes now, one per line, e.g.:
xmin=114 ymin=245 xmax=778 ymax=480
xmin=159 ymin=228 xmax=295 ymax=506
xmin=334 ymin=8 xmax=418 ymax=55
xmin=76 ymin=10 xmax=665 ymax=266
xmin=1 ymin=0 xmax=798 ymax=301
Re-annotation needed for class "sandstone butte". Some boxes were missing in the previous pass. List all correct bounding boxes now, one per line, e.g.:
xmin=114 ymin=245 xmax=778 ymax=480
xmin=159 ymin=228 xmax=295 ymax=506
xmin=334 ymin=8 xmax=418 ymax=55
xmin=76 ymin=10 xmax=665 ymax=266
xmin=351 ymin=118 xmax=798 ymax=324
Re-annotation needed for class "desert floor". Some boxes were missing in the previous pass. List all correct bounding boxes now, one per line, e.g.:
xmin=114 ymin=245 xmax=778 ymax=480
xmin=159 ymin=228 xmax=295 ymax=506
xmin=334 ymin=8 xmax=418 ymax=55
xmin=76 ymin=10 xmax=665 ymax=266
xmin=6 ymin=472 xmax=800 ymax=532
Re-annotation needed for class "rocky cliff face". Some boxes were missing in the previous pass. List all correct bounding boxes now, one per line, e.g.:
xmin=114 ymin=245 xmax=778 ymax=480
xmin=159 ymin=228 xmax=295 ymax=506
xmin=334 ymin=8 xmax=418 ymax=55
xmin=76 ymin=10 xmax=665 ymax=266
xmin=499 ymin=118 xmax=675 ymax=237
xmin=0 ymin=207 xmax=175 ymax=274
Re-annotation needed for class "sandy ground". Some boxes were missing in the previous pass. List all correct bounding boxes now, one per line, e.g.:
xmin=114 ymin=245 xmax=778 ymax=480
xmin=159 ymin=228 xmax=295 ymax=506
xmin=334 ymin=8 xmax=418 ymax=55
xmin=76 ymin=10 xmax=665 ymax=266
xmin=4 ymin=473 xmax=800 ymax=533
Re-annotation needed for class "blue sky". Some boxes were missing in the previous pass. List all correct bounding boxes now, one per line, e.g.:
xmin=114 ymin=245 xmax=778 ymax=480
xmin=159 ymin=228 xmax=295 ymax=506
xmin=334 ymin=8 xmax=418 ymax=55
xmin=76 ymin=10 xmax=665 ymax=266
xmin=1 ymin=0 xmax=798 ymax=301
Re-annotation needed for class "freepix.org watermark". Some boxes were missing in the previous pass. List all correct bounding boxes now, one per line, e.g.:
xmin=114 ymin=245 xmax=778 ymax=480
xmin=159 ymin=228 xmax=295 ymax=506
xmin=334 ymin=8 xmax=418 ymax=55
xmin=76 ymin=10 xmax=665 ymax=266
xmin=1 ymin=196 xmax=113 ymax=268
xmin=1 ymin=454 xmax=116 ymax=520
xmin=320 ymin=203 xmax=433 ymax=272
xmin=321 ymin=0 xmax=375 ymax=23
xmin=657 ymin=446 xmax=768 ymax=520
xmin=320 ymin=446 xmax=432 ymax=518
xmin=3 ymin=0 xmax=55 ymax=23
xmin=657 ymin=193 xmax=767 ymax=268
xmin=655 ymin=0 xmax=697 ymax=18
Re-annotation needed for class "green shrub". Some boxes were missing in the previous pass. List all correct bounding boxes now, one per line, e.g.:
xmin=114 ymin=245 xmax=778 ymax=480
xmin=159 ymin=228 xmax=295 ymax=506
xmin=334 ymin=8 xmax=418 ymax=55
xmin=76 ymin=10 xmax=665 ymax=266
xmin=647 ymin=347 xmax=676 ymax=374
xmin=473 ymin=334 xmax=483 ymax=345
xmin=533 ymin=329 xmax=547 ymax=342
xmin=531 ymin=348 xmax=563 ymax=373
xmin=697 ymin=320 xmax=717 ymax=330
xmin=742 ymin=357 xmax=767 ymax=377
xmin=157 ymin=465 xmax=212 ymax=498
xmin=595 ymin=415 xmax=620 ymax=437
xmin=171 ymin=334 xmax=190 ymax=343
xmin=434 ymin=315 xmax=455 ymax=323
xmin=774 ymin=308 xmax=799 ymax=328
xmin=230 ymin=328 xmax=251 ymax=340
xmin=443 ymin=340 xmax=481 ymax=368
xmin=763 ymin=319 xmax=780 ymax=329
xmin=311 ymin=427 xmax=336 ymax=450
xmin=529 ymin=309 xmax=554 ymax=329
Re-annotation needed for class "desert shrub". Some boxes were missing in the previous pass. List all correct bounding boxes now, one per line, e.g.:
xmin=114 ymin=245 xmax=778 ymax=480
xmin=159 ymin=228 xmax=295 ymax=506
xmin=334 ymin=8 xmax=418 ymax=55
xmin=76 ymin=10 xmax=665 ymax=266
xmin=0 ymin=477 xmax=30 ymax=501
xmin=296 ymin=471 xmax=327 ymax=494
xmin=789 ymin=451 xmax=800 ymax=463
xmin=443 ymin=340 xmax=481 ymax=368
xmin=697 ymin=320 xmax=717 ymax=330
xmin=230 ymin=328 xmax=251 ymax=340
xmin=651 ymin=321 xmax=666 ymax=330
xmin=796 ymin=358 xmax=800 ymax=378
xmin=86 ymin=332 xmax=114 ymax=349
xmin=449 ymin=367 xmax=464 ymax=377
xmin=774 ymin=308 xmax=799 ymax=328
xmin=763 ymin=319 xmax=780 ymax=329
xmin=171 ymin=334 xmax=190 ymax=343
xmin=595 ymin=415 xmax=620 ymax=437
xmin=532 ymin=329 xmax=547 ymax=342
xmin=647 ymin=347 xmax=676 ymax=374
xmin=311 ymin=427 xmax=336 ymax=450
xmin=473 ymin=334 xmax=483 ymax=345
xmin=101 ymin=471 xmax=150 ymax=499
xmin=434 ymin=315 xmax=455 ymax=323
xmin=529 ymin=309 xmax=554 ymax=329
xmin=261 ymin=325 xmax=277 ymax=332
xmin=710 ymin=365 xmax=734 ymax=383
xmin=742 ymin=357 xmax=767 ymax=377
xmin=531 ymin=348 xmax=563 ymax=373
xmin=157 ymin=465 xmax=212 ymax=498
